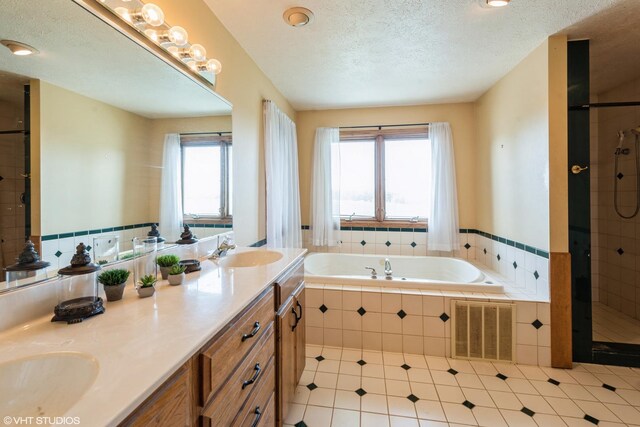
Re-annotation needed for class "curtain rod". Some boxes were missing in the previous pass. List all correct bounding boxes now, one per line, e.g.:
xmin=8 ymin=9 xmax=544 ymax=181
xmin=0 ymin=130 xmax=25 ymax=135
xmin=339 ymin=122 xmax=431 ymax=130
xmin=180 ymin=131 xmax=232 ymax=136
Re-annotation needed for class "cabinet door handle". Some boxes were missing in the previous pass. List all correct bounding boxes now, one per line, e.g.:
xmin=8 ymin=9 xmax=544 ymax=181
xmin=296 ymin=300 xmax=303 ymax=321
xmin=250 ymin=406 xmax=262 ymax=427
xmin=242 ymin=363 xmax=261 ymax=389
xmin=291 ymin=305 xmax=300 ymax=332
xmin=242 ymin=321 xmax=261 ymax=341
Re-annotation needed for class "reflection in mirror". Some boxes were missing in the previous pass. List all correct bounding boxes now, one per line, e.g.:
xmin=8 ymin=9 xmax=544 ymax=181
xmin=0 ymin=0 xmax=232 ymax=291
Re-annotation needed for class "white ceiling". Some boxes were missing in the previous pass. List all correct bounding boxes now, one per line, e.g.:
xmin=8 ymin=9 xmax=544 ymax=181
xmin=0 ymin=0 xmax=231 ymax=118
xmin=204 ymin=0 xmax=625 ymax=110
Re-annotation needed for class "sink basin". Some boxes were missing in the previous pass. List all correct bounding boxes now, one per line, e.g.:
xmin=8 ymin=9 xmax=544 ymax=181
xmin=218 ymin=250 xmax=283 ymax=268
xmin=0 ymin=352 xmax=99 ymax=418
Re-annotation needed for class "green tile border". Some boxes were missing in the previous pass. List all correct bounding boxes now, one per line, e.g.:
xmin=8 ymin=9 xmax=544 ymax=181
xmin=42 ymin=222 xmax=157 ymax=242
xmin=301 ymin=225 xmax=549 ymax=259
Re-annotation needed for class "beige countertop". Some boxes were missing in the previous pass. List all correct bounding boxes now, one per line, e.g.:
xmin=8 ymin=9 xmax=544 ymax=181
xmin=0 ymin=247 xmax=306 ymax=427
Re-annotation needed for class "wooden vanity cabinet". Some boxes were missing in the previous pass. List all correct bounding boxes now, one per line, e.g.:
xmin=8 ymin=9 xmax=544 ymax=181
xmin=275 ymin=260 xmax=306 ymax=426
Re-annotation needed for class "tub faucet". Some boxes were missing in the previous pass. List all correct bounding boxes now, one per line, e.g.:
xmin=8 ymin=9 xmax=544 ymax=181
xmin=365 ymin=267 xmax=377 ymax=279
xmin=384 ymin=258 xmax=392 ymax=279
xmin=211 ymin=238 xmax=236 ymax=259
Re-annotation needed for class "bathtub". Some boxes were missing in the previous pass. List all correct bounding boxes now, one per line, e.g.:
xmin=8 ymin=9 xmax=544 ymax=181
xmin=304 ymin=253 xmax=504 ymax=293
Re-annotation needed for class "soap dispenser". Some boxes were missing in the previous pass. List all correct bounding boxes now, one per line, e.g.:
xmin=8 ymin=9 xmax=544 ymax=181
xmin=52 ymin=242 xmax=104 ymax=324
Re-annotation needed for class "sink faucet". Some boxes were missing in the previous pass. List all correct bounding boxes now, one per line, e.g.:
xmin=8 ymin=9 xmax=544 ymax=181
xmin=365 ymin=267 xmax=377 ymax=278
xmin=211 ymin=238 xmax=236 ymax=259
xmin=384 ymin=258 xmax=392 ymax=279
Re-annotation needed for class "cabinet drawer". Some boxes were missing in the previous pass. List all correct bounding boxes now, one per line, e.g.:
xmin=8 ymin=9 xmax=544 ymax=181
xmin=274 ymin=259 xmax=304 ymax=309
xmin=233 ymin=361 xmax=275 ymax=427
xmin=202 ymin=326 xmax=275 ymax=425
xmin=201 ymin=288 xmax=274 ymax=401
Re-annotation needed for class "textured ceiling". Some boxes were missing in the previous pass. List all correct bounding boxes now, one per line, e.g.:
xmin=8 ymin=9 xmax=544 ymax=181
xmin=0 ymin=0 xmax=231 ymax=118
xmin=204 ymin=0 xmax=625 ymax=110
xmin=561 ymin=0 xmax=640 ymax=98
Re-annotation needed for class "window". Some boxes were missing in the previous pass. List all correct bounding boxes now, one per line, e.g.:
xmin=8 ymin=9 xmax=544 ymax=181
xmin=181 ymin=134 xmax=232 ymax=220
xmin=333 ymin=129 xmax=431 ymax=222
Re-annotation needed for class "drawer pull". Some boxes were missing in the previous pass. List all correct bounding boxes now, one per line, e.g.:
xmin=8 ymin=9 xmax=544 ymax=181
xmin=242 ymin=363 xmax=262 ymax=389
xmin=242 ymin=322 xmax=261 ymax=342
xmin=250 ymin=406 xmax=262 ymax=427
xmin=291 ymin=301 xmax=303 ymax=331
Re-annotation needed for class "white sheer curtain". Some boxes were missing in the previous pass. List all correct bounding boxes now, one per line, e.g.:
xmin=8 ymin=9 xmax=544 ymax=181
xmin=159 ymin=133 xmax=183 ymax=242
xmin=264 ymin=100 xmax=302 ymax=248
xmin=429 ymin=122 xmax=460 ymax=252
xmin=311 ymin=127 xmax=341 ymax=246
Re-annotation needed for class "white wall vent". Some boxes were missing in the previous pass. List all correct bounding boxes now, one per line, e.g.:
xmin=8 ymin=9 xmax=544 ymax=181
xmin=451 ymin=300 xmax=516 ymax=362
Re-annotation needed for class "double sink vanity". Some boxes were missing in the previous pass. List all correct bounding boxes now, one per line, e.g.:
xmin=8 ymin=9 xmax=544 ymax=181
xmin=0 ymin=247 xmax=307 ymax=426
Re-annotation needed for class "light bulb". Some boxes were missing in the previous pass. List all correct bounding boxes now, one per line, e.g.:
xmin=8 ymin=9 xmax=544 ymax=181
xmin=168 ymin=26 xmax=188 ymax=46
xmin=487 ymin=0 xmax=510 ymax=6
xmin=188 ymin=61 xmax=199 ymax=72
xmin=167 ymin=46 xmax=180 ymax=57
xmin=189 ymin=44 xmax=206 ymax=61
xmin=144 ymin=29 xmax=159 ymax=42
xmin=114 ymin=7 xmax=132 ymax=23
xmin=206 ymin=59 xmax=222 ymax=74
xmin=141 ymin=3 xmax=164 ymax=26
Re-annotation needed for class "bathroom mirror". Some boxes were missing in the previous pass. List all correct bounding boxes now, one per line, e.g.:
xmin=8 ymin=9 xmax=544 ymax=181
xmin=0 ymin=0 xmax=232 ymax=290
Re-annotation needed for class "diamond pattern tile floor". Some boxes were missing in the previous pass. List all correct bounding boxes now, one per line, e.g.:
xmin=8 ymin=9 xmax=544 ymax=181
xmin=282 ymin=344 xmax=640 ymax=427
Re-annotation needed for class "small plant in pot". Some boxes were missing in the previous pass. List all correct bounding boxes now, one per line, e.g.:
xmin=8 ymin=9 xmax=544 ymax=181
xmin=137 ymin=274 xmax=157 ymax=298
xmin=97 ymin=269 xmax=130 ymax=302
xmin=157 ymin=254 xmax=180 ymax=280
xmin=167 ymin=264 xmax=187 ymax=286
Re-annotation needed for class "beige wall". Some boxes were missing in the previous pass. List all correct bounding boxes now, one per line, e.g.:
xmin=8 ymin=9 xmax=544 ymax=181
xmin=475 ymin=39 xmax=553 ymax=251
xmin=37 ymin=81 xmax=152 ymax=235
xmin=148 ymin=115 xmax=232 ymax=222
xmin=153 ymin=0 xmax=296 ymax=246
xmin=296 ymin=104 xmax=477 ymax=227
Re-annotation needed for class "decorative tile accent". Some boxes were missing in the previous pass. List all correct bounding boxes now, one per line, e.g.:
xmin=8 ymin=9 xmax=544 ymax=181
xmin=547 ymin=378 xmax=560 ymax=386
xmin=407 ymin=394 xmax=419 ymax=403
xmin=439 ymin=313 xmax=450 ymax=322
xmin=617 ymin=248 xmax=624 ymax=255
xmin=462 ymin=400 xmax=475 ymax=410
xmin=307 ymin=383 xmax=318 ymax=391
xmin=357 ymin=307 xmax=367 ymax=316
xmin=534 ymin=270 xmax=540 ymax=280
xmin=401 ymin=364 xmax=411 ymax=371
xmin=521 ymin=407 xmax=535 ymax=417
xmin=410 ymin=242 xmax=417 ymax=248
xmin=483 ymin=248 xmax=487 ymax=254
xmin=355 ymin=388 xmax=367 ymax=396
xmin=397 ymin=310 xmax=407 ymax=319
xmin=315 ymin=355 xmax=325 ymax=362
xmin=464 ymin=243 xmax=471 ymax=249
xmin=602 ymin=383 xmax=616 ymax=392
xmin=532 ymin=319 xmax=543 ymax=329
xmin=319 ymin=304 xmax=328 ymax=313
xmin=496 ymin=254 xmax=501 ymax=261
xmin=496 ymin=373 xmax=508 ymax=381
xmin=385 ymin=241 xmax=391 ymax=247
xmin=361 ymin=240 xmax=367 ymax=246
xmin=54 ymin=251 xmax=62 ymax=258
xmin=447 ymin=368 xmax=458 ymax=376
xmin=357 ymin=359 xmax=367 ymax=366
xmin=86 ymin=245 xmax=92 ymax=251
xmin=617 ymin=172 xmax=624 ymax=180
xmin=295 ymin=421 xmax=308 ymax=427
xmin=584 ymin=414 xmax=599 ymax=425
xmin=513 ymin=261 xmax=518 ymax=269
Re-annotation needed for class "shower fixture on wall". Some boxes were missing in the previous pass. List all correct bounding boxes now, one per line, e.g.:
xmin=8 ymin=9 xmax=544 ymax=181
xmin=613 ymin=125 xmax=640 ymax=219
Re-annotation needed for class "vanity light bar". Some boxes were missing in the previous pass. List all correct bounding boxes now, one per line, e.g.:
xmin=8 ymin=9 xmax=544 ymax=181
xmin=97 ymin=0 xmax=222 ymax=80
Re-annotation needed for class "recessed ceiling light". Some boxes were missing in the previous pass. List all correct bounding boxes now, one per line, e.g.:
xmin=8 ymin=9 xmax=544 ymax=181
xmin=487 ymin=0 xmax=511 ymax=7
xmin=1 ymin=40 xmax=39 ymax=56
xmin=283 ymin=7 xmax=314 ymax=27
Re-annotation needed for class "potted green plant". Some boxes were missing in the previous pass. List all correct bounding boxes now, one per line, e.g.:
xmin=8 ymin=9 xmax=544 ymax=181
xmin=97 ymin=269 xmax=130 ymax=302
xmin=137 ymin=274 xmax=157 ymax=298
xmin=167 ymin=264 xmax=187 ymax=286
xmin=157 ymin=254 xmax=180 ymax=279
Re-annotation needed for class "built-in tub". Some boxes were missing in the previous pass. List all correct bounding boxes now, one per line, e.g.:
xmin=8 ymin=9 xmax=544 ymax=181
xmin=304 ymin=253 xmax=504 ymax=293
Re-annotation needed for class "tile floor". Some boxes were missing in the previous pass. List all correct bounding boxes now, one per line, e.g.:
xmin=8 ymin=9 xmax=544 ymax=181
xmin=592 ymin=302 xmax=640 ymax=345
xmin=285 ymin=344 xmax=640 ymax=427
